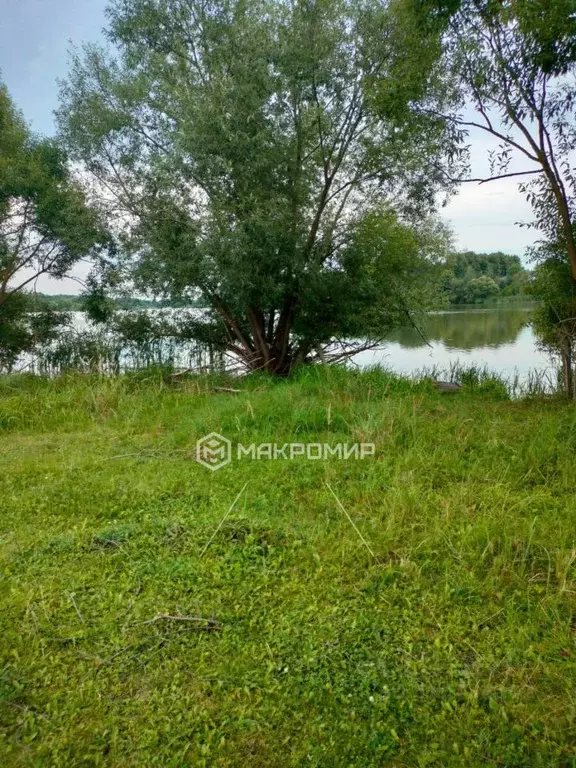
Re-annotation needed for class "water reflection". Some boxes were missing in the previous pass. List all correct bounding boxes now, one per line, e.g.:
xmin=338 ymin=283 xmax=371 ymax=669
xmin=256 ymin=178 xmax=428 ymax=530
xmin=354 ymin=304 xmax=553 ymax=381
xmin=389 ymin=306 xmax=532 ymax=351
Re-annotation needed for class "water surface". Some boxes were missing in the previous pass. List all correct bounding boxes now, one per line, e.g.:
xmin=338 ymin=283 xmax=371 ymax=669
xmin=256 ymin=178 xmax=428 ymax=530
xmin=353 ymin=304 xmax=553 ymax=383
xmin=23 ymin=304 xmax=554 ymax=385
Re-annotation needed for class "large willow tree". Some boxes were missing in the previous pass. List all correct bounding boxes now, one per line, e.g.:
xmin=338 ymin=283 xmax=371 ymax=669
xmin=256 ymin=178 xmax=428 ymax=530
xmin=58 ymin=0 xmax=457 ymax=374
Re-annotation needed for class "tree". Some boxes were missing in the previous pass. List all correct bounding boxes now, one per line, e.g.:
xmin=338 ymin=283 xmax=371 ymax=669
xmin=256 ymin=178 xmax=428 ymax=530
xmin=409 ymin=0 xmax=576 ymax=269
xmin=465 ymin=274 xmax=499 ymax=302
xmin=0 ymin=82 xmax=109 ymax=370
xmin=403 ymin=0 xmax=576 ymax=391
xmin=57 ymin=0 xmax=456 ymax=375
xmin=528 ymin=238 xmax=576 ymax=396
xmin=441 ymin=250 xmax=530 ymax=304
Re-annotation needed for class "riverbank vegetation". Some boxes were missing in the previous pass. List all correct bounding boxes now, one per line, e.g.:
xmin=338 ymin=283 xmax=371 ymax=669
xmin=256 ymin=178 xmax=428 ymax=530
xmin=27 ymin=249 xmax=534 ymax=315
xmin=441 ymin=252 xmax=530 ymax=305
xmin=3 ymin=0 xmax=575 ymax=384
xmin=1 ymin=366 xmax=575 ymax=765
xmin=56 ymin=0 xmax=460 ymax=375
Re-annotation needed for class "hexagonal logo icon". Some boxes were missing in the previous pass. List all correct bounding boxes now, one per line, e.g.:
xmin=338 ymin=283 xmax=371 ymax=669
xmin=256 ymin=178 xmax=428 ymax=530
xmin=196 ymin=432 xmax=232 ymax=471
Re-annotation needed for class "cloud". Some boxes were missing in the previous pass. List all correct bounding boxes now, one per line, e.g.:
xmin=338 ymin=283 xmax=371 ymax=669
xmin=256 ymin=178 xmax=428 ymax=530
xmin=443 ymin=172 xmax=538 ymax=259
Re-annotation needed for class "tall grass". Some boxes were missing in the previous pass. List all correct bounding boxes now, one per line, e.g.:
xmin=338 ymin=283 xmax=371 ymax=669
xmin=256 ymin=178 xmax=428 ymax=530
xmin=416 ymin=360 xmax=560 ymax=399
xmin=1 ymin=366 xmax=575 ymax=766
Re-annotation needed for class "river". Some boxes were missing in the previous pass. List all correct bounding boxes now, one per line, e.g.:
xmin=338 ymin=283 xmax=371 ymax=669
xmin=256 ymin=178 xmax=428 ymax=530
xmin=22 ymin=303 xmax=554 ymax=386
xmin=353 ymin=303 xmax=554 ymax=385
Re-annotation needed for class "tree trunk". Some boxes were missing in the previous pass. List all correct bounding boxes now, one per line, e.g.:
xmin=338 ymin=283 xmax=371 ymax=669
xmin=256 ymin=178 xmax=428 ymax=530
xmin=212 ymin=296 xmax=302 ymax=375
xmin=542 ymin=166 xmax=576 ymax=281
xmin=561 ymin=340 xmax=574 ymax=398
xmin=247 ymin=306 xmax=271 ymax=371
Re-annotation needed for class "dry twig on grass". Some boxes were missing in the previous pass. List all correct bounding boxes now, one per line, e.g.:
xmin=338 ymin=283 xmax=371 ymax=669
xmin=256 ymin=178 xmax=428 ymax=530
xmin=138 ymin=613 xmax=221 ymax=630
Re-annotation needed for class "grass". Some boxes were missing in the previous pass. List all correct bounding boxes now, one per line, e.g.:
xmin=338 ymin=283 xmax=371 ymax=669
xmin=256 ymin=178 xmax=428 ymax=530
xmin=1 ymin=365 xmax=576 ymax=766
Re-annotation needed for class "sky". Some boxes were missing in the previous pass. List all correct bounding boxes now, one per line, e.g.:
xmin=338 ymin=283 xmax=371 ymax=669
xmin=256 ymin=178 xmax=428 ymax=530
xmin=0 ymin=0 xmax=538 ymax=293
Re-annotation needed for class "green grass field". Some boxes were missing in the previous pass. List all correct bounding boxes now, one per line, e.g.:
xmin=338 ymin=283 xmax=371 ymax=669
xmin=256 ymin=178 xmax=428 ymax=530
xmin=1 ymin=367 xmax=576 ymax=766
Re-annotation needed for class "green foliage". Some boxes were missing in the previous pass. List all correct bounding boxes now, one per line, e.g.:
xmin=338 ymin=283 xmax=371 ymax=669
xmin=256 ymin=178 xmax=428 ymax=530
xmin=464 ymin=274 xmax=499 ymax=302
xmin=58 ymin=0 xmax=456 ymax=373
xmin=441 ymin=251 xmax=530 ymax=305
xmin=525 ymin=235 xmax=576 ymax=396
xmin=27 ymin=294 xmax=89 ymax=312
xmin=1 ymin=368 xmax=576 ymax=764
xmin=0 ymin=293 xmax=30 ymax=370
xmin=28 ymin=309 xmax=221 ymax=376
xmin=0 ymin=85 xmax=108 ymax=286
xmin=0 ymin=293 xmax=69 ymax=372
xmin=293 ymin=208 xmax=449 ymax=344
xmin=530 ymin=253 xmax=576 ymax=354
xmin=0 ymin=81 xmax=109 ymax=367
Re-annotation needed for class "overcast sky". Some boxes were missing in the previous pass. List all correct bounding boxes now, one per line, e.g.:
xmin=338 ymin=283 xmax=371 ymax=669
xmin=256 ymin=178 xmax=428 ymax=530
xmin=1 ymin=0 xmax=538 ymax=293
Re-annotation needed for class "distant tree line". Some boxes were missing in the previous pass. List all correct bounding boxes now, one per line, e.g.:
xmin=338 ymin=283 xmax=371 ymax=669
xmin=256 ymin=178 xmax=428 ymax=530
xmin=31 ymin=251 xmax=532 ymax=315
xmin=27 ymin=294 xmax=204 ymax=312
xmin=440 ymin=251 xmax=531 ymax=305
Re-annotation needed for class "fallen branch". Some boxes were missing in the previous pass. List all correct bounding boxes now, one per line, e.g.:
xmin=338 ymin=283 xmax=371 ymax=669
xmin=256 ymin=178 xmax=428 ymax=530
xmin=319 ymin=340 xmax=384 ymax=366
xmin=138 ymin=613 xmax=221 ymax=630
xmin=106 ymin=449 xmax=188 ymax=460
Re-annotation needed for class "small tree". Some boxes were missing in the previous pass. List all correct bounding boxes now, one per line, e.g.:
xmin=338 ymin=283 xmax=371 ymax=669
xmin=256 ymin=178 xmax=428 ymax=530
xmin=410 ymin=0 xmax=576 ymax=265
xmin=466 ymin=275 xmax=499 ymax=303
xmin=0 ymin=83 xmax=109 ymax=369
xmin=58 ymin=0 xmax=457 ymax=374
xmin=404 ymin=0 xmax=576 ymax=390
xmin=528 ymin=239 xmax=576 ymax=396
